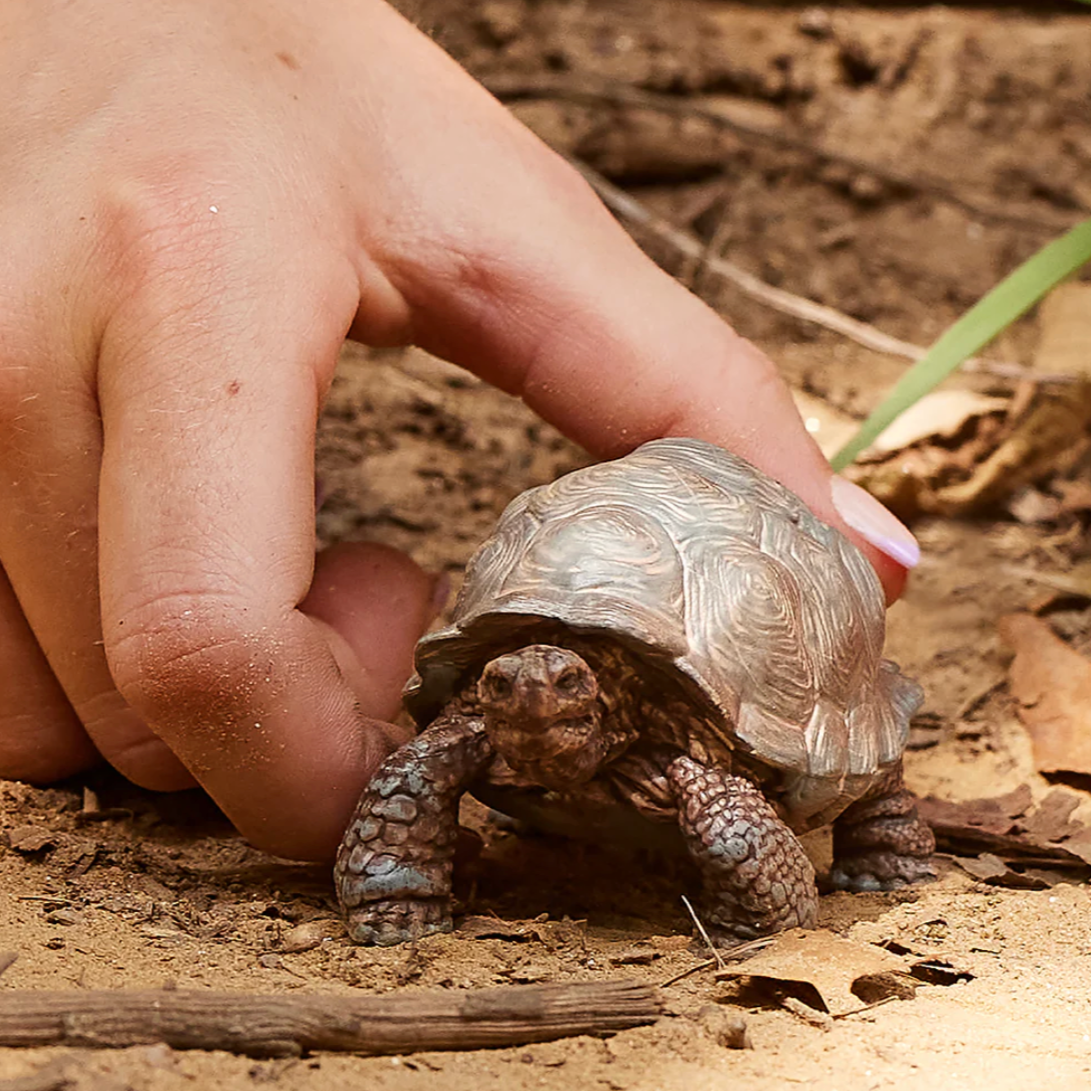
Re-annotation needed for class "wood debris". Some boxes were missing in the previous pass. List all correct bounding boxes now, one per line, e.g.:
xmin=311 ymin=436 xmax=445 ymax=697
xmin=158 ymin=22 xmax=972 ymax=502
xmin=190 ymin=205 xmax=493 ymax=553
xmin=0 ymin=981 xmax=664 ymax=1058
xmin=1000 ymin=613 xmax=1091 ymax=778
xmin=847 ymin=284 xmax=1091 ymax=520
xmin=918 ymin=784 xmax=1091 ymax=881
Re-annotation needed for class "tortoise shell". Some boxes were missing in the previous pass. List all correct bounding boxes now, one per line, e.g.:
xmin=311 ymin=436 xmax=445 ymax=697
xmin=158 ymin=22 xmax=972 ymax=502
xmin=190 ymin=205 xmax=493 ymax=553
xmin=404 ymin=438 xmax=922 ymax=827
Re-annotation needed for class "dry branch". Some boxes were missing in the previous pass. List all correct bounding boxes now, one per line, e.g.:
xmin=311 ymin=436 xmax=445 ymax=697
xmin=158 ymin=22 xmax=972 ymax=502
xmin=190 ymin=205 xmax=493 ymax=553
xmin=569 ymin=158 xmax=1073 ymax=386
xmin=487 ymin=73 xmax=1082 ymax=234
xmin=0 ymin=980 xmax=663 ymax=1059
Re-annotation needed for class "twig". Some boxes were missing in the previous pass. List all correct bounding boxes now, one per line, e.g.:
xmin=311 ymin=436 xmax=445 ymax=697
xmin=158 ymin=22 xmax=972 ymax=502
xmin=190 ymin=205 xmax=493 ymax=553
xmin=778 ymin=995 xmax=833 ymax=1031
xmin=659 ymin=958 xmax=718 ymax=989
xmin=659 ymin=934 xmax=775 ymax=988
xmin=0 ymin=981 xmax=663 ymax=1059
xmin=487 ymin=73 xmax=1083 ymax=235
xmin=569 ymin=157 xmax=1077 ymax=387
xmin=832 ymin=995 xmax=900 ymax=1020
xmin=680 ymin=895 xmax=726 ymax=970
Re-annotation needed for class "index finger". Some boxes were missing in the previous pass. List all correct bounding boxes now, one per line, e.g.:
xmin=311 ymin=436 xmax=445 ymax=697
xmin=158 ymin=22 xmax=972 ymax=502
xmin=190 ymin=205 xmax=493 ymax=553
xmin=380 ymin=146 xmax=916 ymax=600
xmin=349 ymin=19 xmax=917 ymax=599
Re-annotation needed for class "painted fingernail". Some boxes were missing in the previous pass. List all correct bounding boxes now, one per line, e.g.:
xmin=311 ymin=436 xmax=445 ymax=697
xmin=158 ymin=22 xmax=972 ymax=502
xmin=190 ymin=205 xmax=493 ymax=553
xmin=830 ymin=476 xmax=920 ymax=569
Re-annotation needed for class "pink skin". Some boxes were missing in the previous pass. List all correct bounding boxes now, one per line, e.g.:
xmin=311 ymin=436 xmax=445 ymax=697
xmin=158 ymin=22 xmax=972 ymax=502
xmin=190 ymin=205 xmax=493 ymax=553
xmin=476 ymin=646 xmax=609 ymax=790
xmin=0 ymin=0 xmax=914 ymax=861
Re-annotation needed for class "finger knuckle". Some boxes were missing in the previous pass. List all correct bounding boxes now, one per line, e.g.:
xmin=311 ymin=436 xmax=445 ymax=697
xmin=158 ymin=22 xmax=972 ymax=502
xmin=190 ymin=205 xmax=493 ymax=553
xmin=101 ymin=165 xmax=232 ymax=297
xmin=105 ymin=589 xmax=272 ymax=725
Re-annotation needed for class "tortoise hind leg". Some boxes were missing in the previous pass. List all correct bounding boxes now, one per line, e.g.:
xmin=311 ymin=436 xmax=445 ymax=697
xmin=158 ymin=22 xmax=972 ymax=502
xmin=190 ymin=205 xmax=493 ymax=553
xmin=335 ymin=714 xmax=493 ymax=946
xmin=667 ymin=755 xmax=818 ymax=943
xmin=830 ymin=762 xmax=935 ymax=892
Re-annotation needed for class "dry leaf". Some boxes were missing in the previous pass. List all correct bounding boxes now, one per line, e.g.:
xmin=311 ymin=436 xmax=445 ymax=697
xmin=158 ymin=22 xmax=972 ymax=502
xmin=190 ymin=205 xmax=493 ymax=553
xmin=1018 ymin=789 xmax=1082 ymax=842
xmin=916 ymin=784 xmax=1031 ymax=836
xmin=928 ymin=386 xmax=1091 ymax=514
xmin=457 ymin=914 xmax=585 ymax=949
xmin=867 ymin=390 xmax=1008 ymax=455
xmin=6 ymin=825 xmax=56 ymax=853
xmin=279 ymin=919 xmax=344 ymax=954
xmin=1059 ymin=829 xmax=1091 ymax=867
xmin=1000 ymin=613 xmax=1091 ymax=777
xmin=918 ymin=787 xmax=1091 ymax=876
xmin=714 ymin=929 xmax=909 ymax=1016
xmin=848 ymin=288 xmax=1091 ymax=520
xmin=1054 ymin=479 xmax=1091 ymax=514
xmin=954 ymin=853 xmax=1051 ymax=890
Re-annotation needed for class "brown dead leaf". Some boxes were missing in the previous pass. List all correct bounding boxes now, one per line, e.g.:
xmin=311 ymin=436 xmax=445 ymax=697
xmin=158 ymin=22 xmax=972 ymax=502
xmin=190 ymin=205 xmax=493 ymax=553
xmin=714 ymin=929 xmax=910 ymax=1016
xmin=916 ymin=784 xmax=1032 ymax=837
xmin=955 ymin=853 xmax=1010 ymax=882
xmin=1007 ymin=487 xmax=1063 ymax=525
xmin=279 ymin=919 xmax=344 ymax=954
xmin=6 ymin=825 xmax=57 ymax=853
xmin=457 ymin=914 xmax=586 ymax=950
xmin=1059 ymin=829 xmax=1091 ymax=867
xmin=847 ymin=285 xmax=1091 ymax=520
xmin=1054 ymin=478 xmax=1091 ymax=515
xmin=1000 ymin=613 xmax=1091 ymax=777
xmin=1017 ymin=789 xmax=1082 ymax=842
xmin=457 ymin=914 xmax=547 ymax=941
xmin=919 ymin=786 xmax=1091 ymax=876
xmin=954 ymin=853 xmax=1051 ymax=890
xmin=848 ymin=384 xmax=1091 ymax=521
xmin=867 ymin=390 xmax=1009 ymax=455
xmin=929 ymin=387 xmax=1091 ymax=515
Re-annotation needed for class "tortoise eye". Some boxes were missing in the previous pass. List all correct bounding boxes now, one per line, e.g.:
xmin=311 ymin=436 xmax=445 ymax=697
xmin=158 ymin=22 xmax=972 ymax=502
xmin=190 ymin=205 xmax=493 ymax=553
xmin=555 ymin=669 xmax=581 ymax=694
xmin=487 ymin=676 xmax=513 ymax=700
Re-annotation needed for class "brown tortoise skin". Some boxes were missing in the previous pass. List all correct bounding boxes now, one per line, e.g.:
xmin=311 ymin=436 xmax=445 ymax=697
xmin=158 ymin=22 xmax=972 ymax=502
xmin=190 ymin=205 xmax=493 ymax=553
xmin=335 ymin=656 xmax=933 ymax=946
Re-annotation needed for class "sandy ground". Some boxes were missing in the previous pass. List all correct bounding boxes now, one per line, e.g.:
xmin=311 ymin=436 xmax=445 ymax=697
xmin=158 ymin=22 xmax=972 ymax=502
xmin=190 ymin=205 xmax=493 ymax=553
xmin=3 ymin=3 xmax=1091 ymax=1089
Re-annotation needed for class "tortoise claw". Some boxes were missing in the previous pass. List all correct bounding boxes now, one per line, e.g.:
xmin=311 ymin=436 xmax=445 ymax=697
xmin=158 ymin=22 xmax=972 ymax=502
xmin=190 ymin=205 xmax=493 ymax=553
xmin=829 ymin=855 xmax=936 ymax=893
xmin=344 ymin=899 xmax=453 ymax=947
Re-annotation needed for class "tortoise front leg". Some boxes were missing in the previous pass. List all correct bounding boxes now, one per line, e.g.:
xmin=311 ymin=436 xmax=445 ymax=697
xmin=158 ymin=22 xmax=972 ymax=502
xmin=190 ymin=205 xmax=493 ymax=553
xmin=830 ymin=762 xmax=935 ymax=891
xmin=667 ymin=756 xmax=818 ymax=943
xmin=335 ymin=714 xmax=493 ymax=946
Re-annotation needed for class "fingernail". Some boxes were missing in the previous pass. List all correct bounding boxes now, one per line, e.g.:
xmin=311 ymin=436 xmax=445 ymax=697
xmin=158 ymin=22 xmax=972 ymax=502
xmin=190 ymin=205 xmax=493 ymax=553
xmin=429 ymin=571 xmax=452 ymax=621
xmin=830 ymin=476 xmax=920 ymax=569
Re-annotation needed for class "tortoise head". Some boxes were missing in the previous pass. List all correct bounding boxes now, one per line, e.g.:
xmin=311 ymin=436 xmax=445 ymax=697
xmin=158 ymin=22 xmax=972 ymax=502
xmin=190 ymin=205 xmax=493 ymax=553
xmin=476 ymin=644 xmax=608 ymax=789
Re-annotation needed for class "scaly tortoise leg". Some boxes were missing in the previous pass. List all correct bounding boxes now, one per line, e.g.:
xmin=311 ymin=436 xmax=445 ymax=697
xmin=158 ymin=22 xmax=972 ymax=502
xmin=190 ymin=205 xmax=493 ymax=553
xmin=335 ymin=715 xmax=493 ymax=946
xmin=667 ymin=755 xmax=818 ymax=943
xmin=830 ymin=761 xmax=935 ymax=891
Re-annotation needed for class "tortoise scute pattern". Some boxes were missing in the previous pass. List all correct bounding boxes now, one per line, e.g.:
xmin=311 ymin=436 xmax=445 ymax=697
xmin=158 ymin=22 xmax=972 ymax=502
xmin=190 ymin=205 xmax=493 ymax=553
xmin=339 ymin=438 xmax=934 ymax=947
xmin=409 ymin=438 xmax=919 ymax=825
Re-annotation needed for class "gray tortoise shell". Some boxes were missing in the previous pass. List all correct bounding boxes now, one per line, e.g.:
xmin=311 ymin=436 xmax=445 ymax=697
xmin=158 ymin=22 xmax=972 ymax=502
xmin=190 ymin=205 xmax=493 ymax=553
xmin=404 ymin=437 xmax=922 ymax=826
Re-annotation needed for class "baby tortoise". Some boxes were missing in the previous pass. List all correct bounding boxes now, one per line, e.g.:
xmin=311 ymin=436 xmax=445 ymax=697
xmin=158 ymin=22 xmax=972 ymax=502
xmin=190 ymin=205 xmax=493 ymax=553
xmin=335 ymin=438 xmax=934 ymax=946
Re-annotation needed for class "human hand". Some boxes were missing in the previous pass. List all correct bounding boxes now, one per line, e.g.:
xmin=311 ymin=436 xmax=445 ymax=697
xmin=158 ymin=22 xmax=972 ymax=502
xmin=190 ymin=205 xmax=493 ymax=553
xmin=0 ymin=0 xmax=917 ymax=860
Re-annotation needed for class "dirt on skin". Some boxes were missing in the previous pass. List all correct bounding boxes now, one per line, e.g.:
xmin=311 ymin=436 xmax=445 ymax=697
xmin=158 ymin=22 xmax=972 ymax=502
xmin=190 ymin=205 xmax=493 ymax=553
xmin=3 ymin=3 xmax=1091 ymax=1089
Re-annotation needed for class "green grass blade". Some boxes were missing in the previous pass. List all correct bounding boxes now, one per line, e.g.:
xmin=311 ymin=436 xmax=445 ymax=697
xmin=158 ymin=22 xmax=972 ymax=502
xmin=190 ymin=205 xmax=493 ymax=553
xmin=830 ymin=217 xmax=1091 ymax=470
